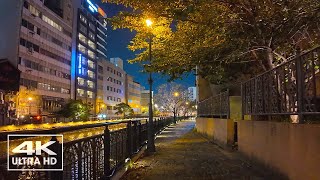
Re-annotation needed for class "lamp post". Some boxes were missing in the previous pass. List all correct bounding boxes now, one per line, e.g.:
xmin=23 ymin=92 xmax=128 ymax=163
xmin=146 ymin=19 xmax=156 ymax=152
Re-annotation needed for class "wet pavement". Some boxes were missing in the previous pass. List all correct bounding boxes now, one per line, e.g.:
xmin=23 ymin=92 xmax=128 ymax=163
xmin=121 ymin=119 xmax=285 ymax=180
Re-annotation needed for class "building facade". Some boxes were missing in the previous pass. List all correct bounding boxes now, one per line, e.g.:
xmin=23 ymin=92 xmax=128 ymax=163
xmin=97 ymin=59 xmax=125 ymax=118
xmin=125 ymin=75 xmax=141 ymax=115
xmin=71 ymin=0 xmax=108 ymax=116
xmin=0 ymin=0 xmax=74 ymax=122
xmin=188 ymin=87 xmax=197 ymax=102
xmin=110 ymin=57 xmax=124 ymax=69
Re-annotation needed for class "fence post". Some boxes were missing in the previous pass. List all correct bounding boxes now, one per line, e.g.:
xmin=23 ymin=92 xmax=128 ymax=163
xmin=132 ymin=121 xmax=138 ymax=153
xmin=241 ymin=84 xmax=245 ymax=120
xmin=254 ymin=78 xmax=258 ymax=117
xmin=49 ymin=135 xmax=63 ymax=180
xmin=220 ymin=93 xmax=222 ymax=119
xmin=104 ymin=125 xmax=111 ymax=179
xmin=138 ymin=121 xmax=142 ymax=147
xmin=296 ymin=53 xmax=304 ymax=123
xmin=126 ymin=121 xmax=132 ymax=156
xmin=227 ymin=89 xmax=230 ymax=119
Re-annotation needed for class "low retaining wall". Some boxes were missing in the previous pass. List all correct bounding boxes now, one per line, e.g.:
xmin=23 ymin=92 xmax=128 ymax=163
xmin=196 ymin=117 xmax=234 ymax=146
xmin=238 ymin=120 xmax=320 ymax=180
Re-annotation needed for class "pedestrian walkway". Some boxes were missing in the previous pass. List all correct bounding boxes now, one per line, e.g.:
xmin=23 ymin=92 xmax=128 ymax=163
xmin=121 ymin=119 xmax=285 ymax=180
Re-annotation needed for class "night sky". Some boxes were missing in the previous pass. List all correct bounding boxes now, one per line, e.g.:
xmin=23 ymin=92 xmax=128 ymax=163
xmin=97 ymin=2 xmax=196 ymax=92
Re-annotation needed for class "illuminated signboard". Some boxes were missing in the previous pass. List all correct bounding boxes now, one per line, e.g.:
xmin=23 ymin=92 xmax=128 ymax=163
xmin=78 ymin=54 xmax=83 ymax=75
xmin=98 ymin=7 xmax=107 ymax=18
xmin=86 ymin=0 xmax=98 ymax=13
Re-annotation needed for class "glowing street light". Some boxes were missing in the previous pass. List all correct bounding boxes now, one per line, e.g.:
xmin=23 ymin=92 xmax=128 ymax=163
xmin=146 ymin=19 xmax=153 ymax=27
xmin=174 ymin=92 xmax=179 ymax=97
xmin=28 ymin=97 xmax=33 ymax=101
xmin=154 ymin=104 xmax=158 ymax=108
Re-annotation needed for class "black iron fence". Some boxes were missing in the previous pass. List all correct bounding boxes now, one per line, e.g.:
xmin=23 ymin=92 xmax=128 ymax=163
xmin=242 ymin=47 xmax=320 ymax=122
xmin=0 ymin=117 xmax=175 ymax=180
xmin=197 ymin=90 xmax=230 ymax=118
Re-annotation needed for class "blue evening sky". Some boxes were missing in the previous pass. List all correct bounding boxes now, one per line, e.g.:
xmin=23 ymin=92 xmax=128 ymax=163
xmin=97 ymin=2 xmax=196 ymax=91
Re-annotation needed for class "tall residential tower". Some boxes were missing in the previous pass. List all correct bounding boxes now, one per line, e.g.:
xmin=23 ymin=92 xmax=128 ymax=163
xmin=71 ymin=0 xmax=108 ymax=115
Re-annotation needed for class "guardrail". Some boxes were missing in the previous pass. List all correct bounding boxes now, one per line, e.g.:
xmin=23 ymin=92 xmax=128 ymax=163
xmin=197 ymin=90 xmax=230 ymax=118
xmin=241 ymin=47 xmax=320 ymax=122
xmin=0 ymin=117 xmax=176 ymax=180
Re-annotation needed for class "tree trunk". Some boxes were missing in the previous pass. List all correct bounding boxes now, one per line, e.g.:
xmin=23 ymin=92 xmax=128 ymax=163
xmin=266 ymin=47 xmax=275 ymax=70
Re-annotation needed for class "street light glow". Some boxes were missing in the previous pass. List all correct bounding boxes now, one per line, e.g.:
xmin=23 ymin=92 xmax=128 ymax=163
xmin=154 ymin=104 xmax=158 ymax=108
xmin=146 ymin=19 xmax=153 ymax=27
xmin=28 ymin=97 xmax=33 ymax=101
xmin=174 ymin=92 xmax=179 ymax=97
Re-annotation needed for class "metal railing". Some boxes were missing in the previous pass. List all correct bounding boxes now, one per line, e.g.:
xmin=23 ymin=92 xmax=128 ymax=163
xmin=0 ymin=117 xmax=175 ymax=180
xmin=197 ymin=90 xmax=230 ymax=118
xmin=242 ymin=47 xmax=320 ymax=122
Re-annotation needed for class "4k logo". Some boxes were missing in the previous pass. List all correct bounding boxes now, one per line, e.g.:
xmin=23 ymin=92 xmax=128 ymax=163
xmin=7 ymin=134 xmax=63 ymax=171
xmin=12 ymin=141 xmax=57 ymax=155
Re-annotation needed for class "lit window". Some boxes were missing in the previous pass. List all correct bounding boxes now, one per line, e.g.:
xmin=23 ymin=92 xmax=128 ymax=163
xmin=87 ymin=91 xmax=93 ymax=98
xmin=77 ymin=89 xmax=85 ymax=97
xmin=88 ymin=50 xmax=95 ymax=59
xmin=88 ymin=70 xmax=95 ymax=79
xmin=61 ymin=88 xmax=70 ymax=94
xmin=42 ymin=15 xmax=62 ymax=31
xmin=29 ymin=5 xmax=40 ymax=16
xmin=87 ymin=80 xmax=94 ymax=88
xmin=77 ymin=77 xmax=85 ymax=86
xmin=78 ymin=33 xmax=87 ymax=44
xmin=88 ymin=60 xmax=95 ymax=69
xmin=78 ymin=44 xmax=86 ymax=54
xmin=88 ymin=40 xmax=95 ymax=49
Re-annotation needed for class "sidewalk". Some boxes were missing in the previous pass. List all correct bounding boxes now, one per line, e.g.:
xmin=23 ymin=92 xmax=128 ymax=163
xmin=121 ymin=119 xmax=285 ymax=180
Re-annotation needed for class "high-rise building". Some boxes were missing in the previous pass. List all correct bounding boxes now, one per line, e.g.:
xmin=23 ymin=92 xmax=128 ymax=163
xmin=0 ymin=0 xmax=74 ymax=121
xmin=71 ymin=0 xmax=108 ymax=116
xmin=188 ymin=87 xmax=197 ymax=101
xmin=125 ymin=75 xmax=141 ymax=115
xmin=97 ymin=60 xmax=125 ymax=118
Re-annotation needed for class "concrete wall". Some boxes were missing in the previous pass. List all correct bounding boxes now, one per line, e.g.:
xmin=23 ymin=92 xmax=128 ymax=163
xmin=238 ymin=121 xmax=320 ymax=180
xmin=229 ymin=96 xmax=242 ymax=120
xmin=196 ymin=117 xmax=234 ymax=146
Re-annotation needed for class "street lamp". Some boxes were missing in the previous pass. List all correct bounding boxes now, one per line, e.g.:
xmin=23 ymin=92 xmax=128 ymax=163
xmin=146 ymin=18 xmax=156 ymax=153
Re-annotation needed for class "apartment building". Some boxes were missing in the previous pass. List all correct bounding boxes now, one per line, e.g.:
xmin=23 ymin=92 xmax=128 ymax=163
xmin=125 ymin=75 xmax=141 ymax=115
xmin=71 ymin=0 xmax=108 ymax=115
xmin=97 ymin=59 xmax=125 ymax=118
xmin=0 ymin=0 xmax=73 ymax=121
